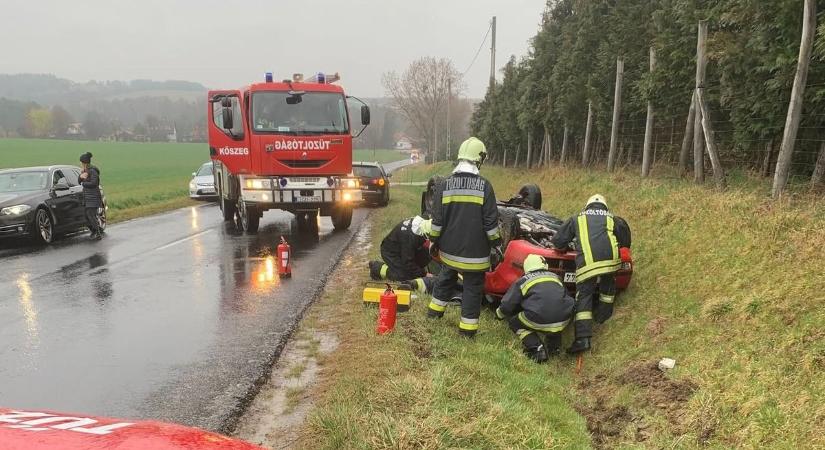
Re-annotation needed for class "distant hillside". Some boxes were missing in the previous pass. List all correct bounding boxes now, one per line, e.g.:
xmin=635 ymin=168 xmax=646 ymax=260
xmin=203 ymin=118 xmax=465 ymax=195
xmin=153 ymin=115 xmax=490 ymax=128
xmin=0 ymin=74 xmax=206 ymax=106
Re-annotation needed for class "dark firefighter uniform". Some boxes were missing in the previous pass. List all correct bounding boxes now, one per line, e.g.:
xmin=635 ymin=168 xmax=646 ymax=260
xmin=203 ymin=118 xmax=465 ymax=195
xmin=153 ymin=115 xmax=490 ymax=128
xmin=427 ymin=165 xmax=500 ymax=337
xmin=369 ymin=216 xmax=434 ymax=293
xmin=495 ymin=255 xmax=575 ymax=363
xmin=551 ymin=195 xmax=630 ymax=353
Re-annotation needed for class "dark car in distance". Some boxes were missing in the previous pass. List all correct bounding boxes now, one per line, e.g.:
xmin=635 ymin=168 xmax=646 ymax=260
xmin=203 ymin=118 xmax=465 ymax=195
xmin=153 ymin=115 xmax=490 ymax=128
xmin=0 ymin=165 xmax=107 ymax=244
xmin=352 ymin=161 xmax=390 ymax=206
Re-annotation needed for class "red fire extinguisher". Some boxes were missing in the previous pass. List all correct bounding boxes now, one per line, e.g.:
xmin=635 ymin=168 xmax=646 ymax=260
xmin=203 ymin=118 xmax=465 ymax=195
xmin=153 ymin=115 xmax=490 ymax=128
xmin=277 ymin=236 xmax=292 ymax=278
xmin=376 ymin=284 xmax=397 ymax=334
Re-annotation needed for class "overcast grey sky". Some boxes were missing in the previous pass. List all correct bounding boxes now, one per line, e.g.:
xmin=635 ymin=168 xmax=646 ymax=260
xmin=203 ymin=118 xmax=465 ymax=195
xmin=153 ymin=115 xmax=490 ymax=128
xmin=2 ymin=0 xmax=544 ymax=98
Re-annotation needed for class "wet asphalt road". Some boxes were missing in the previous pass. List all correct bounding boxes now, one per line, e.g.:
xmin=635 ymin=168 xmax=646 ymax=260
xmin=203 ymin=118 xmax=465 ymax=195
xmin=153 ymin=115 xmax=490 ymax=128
xmin=0 ymin=159 xmax=413 ymax=432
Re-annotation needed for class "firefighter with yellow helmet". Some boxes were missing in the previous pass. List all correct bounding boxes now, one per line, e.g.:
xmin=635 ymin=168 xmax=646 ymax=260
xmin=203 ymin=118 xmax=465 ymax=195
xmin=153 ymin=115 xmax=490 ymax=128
xmin=551 ymin=194 xmax=629 ymax=353
xmin=495 ymin=254 xmax=575 ymax=363
xmin=427 ymin=137 xmax=500 ymax=338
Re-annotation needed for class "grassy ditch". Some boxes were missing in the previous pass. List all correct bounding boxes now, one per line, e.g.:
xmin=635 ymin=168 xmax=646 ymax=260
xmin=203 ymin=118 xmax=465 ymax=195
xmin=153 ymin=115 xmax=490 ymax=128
xmin=290 ymin=162 xmax=824 ymax=449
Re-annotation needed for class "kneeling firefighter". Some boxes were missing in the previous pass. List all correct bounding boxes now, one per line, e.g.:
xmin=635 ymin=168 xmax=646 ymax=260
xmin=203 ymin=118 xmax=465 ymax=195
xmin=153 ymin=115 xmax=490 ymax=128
xmin=369 ymin=215 xmax=435 ymax=293
xmin=427 ymin=137 xmax=501 ymax=337
xmin=495 ymin=254 xmax=575 ymax=363
xmin=551 ymin=194 xmax=630 ymax=354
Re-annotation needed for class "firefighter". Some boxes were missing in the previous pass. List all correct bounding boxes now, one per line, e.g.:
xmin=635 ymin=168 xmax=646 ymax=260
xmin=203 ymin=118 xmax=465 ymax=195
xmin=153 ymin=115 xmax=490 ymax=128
xmin=79 ymin=152 xmax=103 ymax=240
xmin=368 ymin=215 xmax=434 ymax=293
xmin=551 ymin=194 xmax=629 ymax=353
xmin=495 ymin=254 xmax=574 ymax=363
xmin=427 ymin=137 xmax=500 ymax=338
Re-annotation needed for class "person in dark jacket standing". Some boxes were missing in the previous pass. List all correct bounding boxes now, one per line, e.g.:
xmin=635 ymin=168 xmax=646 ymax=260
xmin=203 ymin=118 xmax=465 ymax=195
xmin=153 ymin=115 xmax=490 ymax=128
xmin=427 ymin=137 xmax=500 ymax=338
xmin=551 ymin=194 xmax=630 ymax=353
xmin=369 ymin=215 xmax=435 ymax=293
xmin=495 ymin=254 xmax=575 ymax=363
xmin=79 ymin=152 xmax=103 ymax=240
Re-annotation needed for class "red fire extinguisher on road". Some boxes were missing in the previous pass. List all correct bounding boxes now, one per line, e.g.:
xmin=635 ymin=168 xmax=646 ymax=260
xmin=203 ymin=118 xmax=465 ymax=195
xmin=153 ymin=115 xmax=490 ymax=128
xmin=277 ymin=236 xmax=292 ymax=278
xmin=376 ymin=284 xmax=397 ymax=334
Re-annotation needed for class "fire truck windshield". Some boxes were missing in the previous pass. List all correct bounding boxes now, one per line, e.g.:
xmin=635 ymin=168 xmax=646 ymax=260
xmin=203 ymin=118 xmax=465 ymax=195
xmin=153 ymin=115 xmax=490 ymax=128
xmin=252 ymin=91 xmax=349 ymax=135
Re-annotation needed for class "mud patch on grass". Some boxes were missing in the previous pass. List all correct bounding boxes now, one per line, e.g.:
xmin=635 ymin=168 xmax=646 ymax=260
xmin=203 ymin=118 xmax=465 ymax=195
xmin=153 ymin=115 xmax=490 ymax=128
xmin=234 ymin=330 xmax=339 ymax=449
xmin=578 ymin=360 xmax=699 ymax=448
xmin=645 ymin=316 xmax=666 ymax=337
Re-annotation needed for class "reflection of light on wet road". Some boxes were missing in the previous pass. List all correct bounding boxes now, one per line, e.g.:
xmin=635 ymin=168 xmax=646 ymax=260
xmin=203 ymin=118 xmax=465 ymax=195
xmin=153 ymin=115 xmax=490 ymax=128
xmin=254 ymin=256 xmax=279 ymax=290
xmin=190 ymin=207 xmax=199 ymax=230
xmin=16 ymin=273 xmax=39 ymax=345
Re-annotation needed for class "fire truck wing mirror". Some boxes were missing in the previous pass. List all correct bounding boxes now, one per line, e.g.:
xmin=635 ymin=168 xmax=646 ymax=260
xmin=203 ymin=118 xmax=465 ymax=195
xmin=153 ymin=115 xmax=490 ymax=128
xmin=221 ymin=107 xmax=234 ymax=130
xmin=220 ymin=97 xmax=232 ymax=108
xmin=360 ymin=105 xmax=371 ymax=125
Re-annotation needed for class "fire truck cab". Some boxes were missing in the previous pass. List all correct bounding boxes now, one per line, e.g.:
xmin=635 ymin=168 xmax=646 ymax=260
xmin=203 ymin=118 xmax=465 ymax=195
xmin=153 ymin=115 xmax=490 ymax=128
xmin=208 ymin=72 xmax=370 ymax=232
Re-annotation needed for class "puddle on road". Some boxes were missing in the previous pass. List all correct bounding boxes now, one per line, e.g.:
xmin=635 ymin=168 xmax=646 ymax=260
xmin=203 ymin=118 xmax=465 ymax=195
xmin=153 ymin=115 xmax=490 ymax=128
xmin=234 ymin=330 xmax=339 ymax=449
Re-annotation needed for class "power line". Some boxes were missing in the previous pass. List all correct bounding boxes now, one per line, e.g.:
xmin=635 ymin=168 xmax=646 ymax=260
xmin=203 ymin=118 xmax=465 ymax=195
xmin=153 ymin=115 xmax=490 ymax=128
xmin=462 ymin=21 xmax=493 ymax=76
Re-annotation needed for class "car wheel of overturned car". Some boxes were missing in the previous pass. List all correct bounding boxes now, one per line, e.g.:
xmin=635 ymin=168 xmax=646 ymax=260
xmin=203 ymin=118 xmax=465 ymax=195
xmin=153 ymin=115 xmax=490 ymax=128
xmin=35 ymin=208 xmax=53 ymax=244
xmin=498 ymin=208 xmax=520 ymax=249
xmin=518 ymin=184 xmax=543 ymax=210
xmin=420 ymin=175 xmax=444 ymax=216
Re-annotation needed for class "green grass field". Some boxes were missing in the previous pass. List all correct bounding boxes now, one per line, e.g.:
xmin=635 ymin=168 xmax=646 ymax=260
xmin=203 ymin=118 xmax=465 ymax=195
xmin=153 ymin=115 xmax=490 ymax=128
xmin=0 ymin=139 xmax=408 ymax=222
xmin=295 ymin=162 xmax=824 ymax=449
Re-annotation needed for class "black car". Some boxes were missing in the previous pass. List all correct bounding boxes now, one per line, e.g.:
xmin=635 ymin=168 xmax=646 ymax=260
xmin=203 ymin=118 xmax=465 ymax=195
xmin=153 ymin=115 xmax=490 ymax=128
xmin=0 ymin=165 xmax=107 ymax=244
xmin=352 ymin=161 xmax=390 ymax=206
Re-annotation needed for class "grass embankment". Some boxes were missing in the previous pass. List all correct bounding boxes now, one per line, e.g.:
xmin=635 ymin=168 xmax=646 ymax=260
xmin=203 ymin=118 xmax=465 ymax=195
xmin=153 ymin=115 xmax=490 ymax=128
xmin=0 ymin=138 xmax=408 ymax=222
xmin=291 ymin=162 xmax=824 ymax=449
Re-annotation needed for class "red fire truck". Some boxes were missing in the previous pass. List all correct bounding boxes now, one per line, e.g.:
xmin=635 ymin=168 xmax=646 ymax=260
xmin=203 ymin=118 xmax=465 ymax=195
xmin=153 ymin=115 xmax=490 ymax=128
xmin=208 ymin=72 xmax=370 ymax=232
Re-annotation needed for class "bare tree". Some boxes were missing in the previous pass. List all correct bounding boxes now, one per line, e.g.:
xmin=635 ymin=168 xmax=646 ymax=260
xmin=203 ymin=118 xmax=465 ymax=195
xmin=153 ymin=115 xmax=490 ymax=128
xmin=382 ymin=57 xmax=463 ymax=159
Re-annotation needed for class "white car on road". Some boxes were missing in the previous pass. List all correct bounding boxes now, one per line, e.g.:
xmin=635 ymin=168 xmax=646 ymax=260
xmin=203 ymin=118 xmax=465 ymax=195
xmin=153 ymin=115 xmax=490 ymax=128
xmin=189 ymin=161 xmax=216 ymax=200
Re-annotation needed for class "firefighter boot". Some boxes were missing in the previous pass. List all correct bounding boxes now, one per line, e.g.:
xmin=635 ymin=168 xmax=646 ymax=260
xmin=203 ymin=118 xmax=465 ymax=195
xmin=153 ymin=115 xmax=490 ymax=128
xmin=566 ymin=337 xmax=591 ymax=355
xmin=544 ymin=333 xmax=562 ymax=357
xmin=524 ymin=344 xmax=549 ymax=364
xmin=368 ymin=261 xmax=386 ymax=280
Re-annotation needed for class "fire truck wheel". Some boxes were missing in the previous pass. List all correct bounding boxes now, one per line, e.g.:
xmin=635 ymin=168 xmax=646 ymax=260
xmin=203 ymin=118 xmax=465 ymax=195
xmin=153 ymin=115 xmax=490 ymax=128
xmin=331 ymin=205 xmax=353 ymax=230
xmin=296 ymin=210 xmax=319 ymax=231
xmin=237 ymin=200 xmax=260 ymax=233
xmin=220 ymin=197 xmax=236 ymax=221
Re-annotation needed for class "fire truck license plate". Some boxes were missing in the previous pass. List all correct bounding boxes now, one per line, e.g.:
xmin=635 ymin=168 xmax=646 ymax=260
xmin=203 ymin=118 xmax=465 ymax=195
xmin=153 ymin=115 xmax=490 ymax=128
xmin=296 ymin=195 xmax=321 ymax=203
xmin=564 ymin=272 xmax=576 ymax=283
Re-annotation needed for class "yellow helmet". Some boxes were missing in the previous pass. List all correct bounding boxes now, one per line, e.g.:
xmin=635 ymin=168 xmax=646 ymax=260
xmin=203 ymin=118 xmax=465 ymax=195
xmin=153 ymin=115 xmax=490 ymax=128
xmin=523 ymin=254 xmax=548 ymax=273
xmin=456 ymin=137 xmax=487 ymax=165
xmin=585 ymin=194 xmax=607 ymax=209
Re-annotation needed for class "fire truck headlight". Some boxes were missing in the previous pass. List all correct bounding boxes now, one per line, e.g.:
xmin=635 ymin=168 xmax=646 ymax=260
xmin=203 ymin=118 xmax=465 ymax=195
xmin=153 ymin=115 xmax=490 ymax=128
xmin=245 ymin=179 xmax=269 ymax=190
xmin=343 ymin=192 xmax=352 ymax=202
xmin=344 ymin=179 xmax=359 ymax=189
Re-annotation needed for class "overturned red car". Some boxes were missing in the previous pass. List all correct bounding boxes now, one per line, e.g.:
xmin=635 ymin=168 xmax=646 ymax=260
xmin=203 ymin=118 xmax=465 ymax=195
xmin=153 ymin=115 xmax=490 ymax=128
xmin=421 ymin=178 xmax=633 ymax=298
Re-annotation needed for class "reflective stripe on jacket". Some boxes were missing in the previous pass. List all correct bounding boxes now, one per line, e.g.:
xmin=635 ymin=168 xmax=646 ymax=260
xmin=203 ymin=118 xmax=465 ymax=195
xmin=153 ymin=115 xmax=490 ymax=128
xmin=430 ymin=172 xmax=500 ymax=272
xmin=551 ymin=204 xmax=620 ymax=282
xmin=497 ymin=270 xmax=574 ymax=332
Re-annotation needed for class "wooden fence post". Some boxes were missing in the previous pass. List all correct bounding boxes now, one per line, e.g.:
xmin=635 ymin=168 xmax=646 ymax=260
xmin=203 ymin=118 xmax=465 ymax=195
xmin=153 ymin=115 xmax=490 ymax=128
xmin=679 ymin=93 xmax=696 ymax=172
xmin=695 ymin=88 xmax=726 ymax=189
xmin=642 ymin=47 xmax=656 ymax=177
xmin=582 ymin=101 xmax=593 ymax=166
xmin=607 ymin=57 xmax=624 ymax=172
xmin=693 ymin=21 xmax=708 ymax=184
xmin=560 ymin=124 xmax=569 ymax=164
xmin=773 ymin=0 xmax=817 ymax=198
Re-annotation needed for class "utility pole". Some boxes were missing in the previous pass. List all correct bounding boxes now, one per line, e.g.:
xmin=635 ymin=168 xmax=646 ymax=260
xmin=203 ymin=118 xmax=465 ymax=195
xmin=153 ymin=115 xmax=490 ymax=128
xmin=447 ymin=77 xmax=452 ymax=161
xmin=490 ymin=16 xmax=497 ymax=88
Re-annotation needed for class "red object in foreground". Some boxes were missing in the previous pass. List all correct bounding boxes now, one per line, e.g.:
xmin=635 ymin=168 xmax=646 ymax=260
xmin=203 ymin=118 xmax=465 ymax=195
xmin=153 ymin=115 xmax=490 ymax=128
xmin=376 ymin=284 xmax=398 ymax=334
xmin=0 ymin=408 xmax=264 ymax=450
xmin=277 ymin=236 xmax=292 ymax=278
